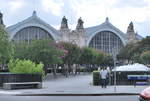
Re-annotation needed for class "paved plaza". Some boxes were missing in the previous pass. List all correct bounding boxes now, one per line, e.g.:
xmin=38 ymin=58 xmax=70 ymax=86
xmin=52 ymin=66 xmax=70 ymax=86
xmin=0 ymin=73 xmax=148 ymax=95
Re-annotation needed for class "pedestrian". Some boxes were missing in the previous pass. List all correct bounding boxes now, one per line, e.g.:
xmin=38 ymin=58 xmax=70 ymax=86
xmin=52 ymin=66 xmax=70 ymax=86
xmin=100 ymin=67 xmax=108 ymax=88
xmin=98 ymin=67 xmax=101 ymax=71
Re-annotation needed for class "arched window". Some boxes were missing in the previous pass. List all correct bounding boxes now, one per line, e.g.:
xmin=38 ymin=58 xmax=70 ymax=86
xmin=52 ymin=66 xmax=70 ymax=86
xmin=13 ymin=26 xmax=53 ymax=43
xmin=89 ymin=31 xmax=123 ymax=54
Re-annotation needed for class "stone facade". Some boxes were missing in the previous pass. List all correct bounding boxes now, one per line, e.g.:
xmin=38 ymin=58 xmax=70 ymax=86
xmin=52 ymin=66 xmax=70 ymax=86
xmin=126 ymin=22 xmax=139 ymax=43
xmin=4 ymin=11 xmax=143 ymax=54
xmin=60 ymin=17 xmax=86 ymax=47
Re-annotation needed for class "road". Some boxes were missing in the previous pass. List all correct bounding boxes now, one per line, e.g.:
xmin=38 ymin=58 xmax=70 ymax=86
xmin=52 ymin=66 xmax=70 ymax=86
xmin=0 ymin=96 xmax=139 ymax=101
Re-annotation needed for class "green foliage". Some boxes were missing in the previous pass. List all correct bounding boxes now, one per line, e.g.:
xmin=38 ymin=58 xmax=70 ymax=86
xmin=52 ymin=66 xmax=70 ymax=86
xmin=95 ymin=51 xmax=104 ymax=65
xmin=0 ymin=26 xmax=13 ymax=65
xmin=118 ymin=36 xmax=150 ymax=63
xmin=13 ymin=39 xmax=64 ymax=67
xmin=13 ymin=42 xmax=29 ymax=60
xmin=59 ymin=42 xmax=81 ymax=64
xmin=137 ymin=36 xmax=150 ymax=53
xmin=80 ymin=47 xmax=96 ymax=64
xmin=28 ymin=39 xmax=64 ymax=65
xmin=13 ymin=39 xmax=113 ymax=70
xmin=80 ymin=47 xmax=112 ymax=65
xmin=140 ymin=51 xmax=150 ymax=64
xmin=103 ymin=54 xmax=113 ymax=65
xmin=118 ymin=43 xmax=136 ymax=61
xmin=8 ymin=59 xmax=44 ymax=76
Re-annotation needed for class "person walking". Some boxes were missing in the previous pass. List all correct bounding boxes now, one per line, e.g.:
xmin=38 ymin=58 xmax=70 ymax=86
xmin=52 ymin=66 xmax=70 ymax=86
xmin=100 ymin=67 xmax=108 ymax=88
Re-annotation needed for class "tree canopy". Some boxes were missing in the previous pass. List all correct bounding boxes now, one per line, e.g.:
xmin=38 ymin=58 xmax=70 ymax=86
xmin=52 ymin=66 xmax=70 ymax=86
xmin=58 ymin=42 xmax=81 ymax=65
xmin=80 ymin=47 xmax=113 ymax=66
xmin=140 ymin=51 xmax=150 ymax=65
xmin=118 ymin=36 xmax=150 ymax=64
xmin=14 ymin=39 xmax=64 ymax=68
xmin=0 ymin=26 xmax=13 ymax=68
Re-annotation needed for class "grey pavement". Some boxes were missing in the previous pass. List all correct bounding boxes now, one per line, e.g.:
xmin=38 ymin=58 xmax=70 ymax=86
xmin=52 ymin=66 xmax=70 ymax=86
xmin=0 ymin=73 xmax=148 ymax=95
xmin=0 ymin=96 xmax=139 ymax=101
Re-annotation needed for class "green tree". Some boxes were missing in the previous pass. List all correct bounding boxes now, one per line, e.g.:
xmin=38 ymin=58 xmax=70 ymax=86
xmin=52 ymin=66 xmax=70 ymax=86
xmin=94 ymin=50 xmax=105 ymax=65
xmin=79 ymin=47 xmax=111 ymax=70
xmin=80 ymin=47 xmax=95 ymax=65
xmin=140 ymin=51 xmax=150 ymax=65
xmin=117 ymin=43 xmax=136 ymax=62
xmin=28 ymin=39 xmax=63 ymax=65
xmin=102 ymin=54 xmax=113 ymax=66
xmin=59 ymin=42 xmax=81 ymax=65
xmin=13 ymin=39 xmax=64 ymax=74
xmin=13 ymin=42 xmax=29 ymax=60
xmin=137 ymin=36 xmax=150 ymax=53
xmin=58 ymin=42 xmax=81 ymax=75
xmin=118 ymin=36 xmax=150 ymax=63
xmin=0 ymin=26 xmax=13 ymax=69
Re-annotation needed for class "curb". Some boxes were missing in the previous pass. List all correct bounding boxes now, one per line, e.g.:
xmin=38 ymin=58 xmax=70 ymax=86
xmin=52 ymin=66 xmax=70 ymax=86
xmin=15 ymin=93 xmax=139 ymax=96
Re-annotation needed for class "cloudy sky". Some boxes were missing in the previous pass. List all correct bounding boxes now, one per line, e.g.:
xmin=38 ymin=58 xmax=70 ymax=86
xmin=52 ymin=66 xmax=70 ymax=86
xmin=0 ymin=0 xmax=150 ymax=37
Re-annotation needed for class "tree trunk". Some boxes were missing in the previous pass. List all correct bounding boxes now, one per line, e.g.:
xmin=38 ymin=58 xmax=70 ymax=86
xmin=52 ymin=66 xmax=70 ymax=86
xmin=52 ymin=64 xmax=57 ymax=78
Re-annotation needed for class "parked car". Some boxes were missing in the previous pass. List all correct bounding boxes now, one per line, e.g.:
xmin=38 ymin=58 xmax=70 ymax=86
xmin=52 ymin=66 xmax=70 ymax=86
xmin=139 ymin=86 xmax=150 ymax=101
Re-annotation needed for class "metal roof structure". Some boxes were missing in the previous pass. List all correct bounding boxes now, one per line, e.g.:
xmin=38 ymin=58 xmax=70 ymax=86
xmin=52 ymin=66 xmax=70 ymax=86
xmin=6 ymin=12 xmax=143 ymax=46
xmin=85 ymin=17 xmax=128 ymax=46
xmin=6 ymin=11 xmax=60 ymax=41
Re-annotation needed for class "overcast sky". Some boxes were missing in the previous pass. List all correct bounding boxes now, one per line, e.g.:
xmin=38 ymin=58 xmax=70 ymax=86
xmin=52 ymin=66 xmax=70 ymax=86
xmin=0 ymin=0 xmax=150 ymax=37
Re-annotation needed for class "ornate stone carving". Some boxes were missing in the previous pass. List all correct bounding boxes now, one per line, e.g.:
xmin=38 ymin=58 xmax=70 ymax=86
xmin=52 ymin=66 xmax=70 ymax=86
xmin=126 ymin=22 xmax=138 ymax=43
xmin=60 ymin=16 xmax=68 ymax=29
xmin=76 ymin=17 xmax=84 ymax=30
xmin=127 ymin=22 xmax=134 ymax=33
xmin=0 ymin=12 xmax=4 ymax=25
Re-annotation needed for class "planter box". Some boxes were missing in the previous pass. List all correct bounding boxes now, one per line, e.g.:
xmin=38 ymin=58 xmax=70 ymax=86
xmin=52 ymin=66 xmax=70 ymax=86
xmin=0 ymin=73 xmax=42 ymax=87
xmin=93 ymin=71 xmax=100 ymax=86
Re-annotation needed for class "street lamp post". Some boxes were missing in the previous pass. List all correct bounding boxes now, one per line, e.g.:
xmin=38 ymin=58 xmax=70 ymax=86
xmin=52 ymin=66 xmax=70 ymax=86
xmin=112 ymin=47 xmax=117 ymax=92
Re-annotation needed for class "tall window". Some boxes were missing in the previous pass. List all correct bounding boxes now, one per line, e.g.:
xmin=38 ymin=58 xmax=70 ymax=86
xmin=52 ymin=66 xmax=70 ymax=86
xmin=89 ymin=31 xmax=123 ymax=54
xmin=13 ymin=26 xmax=53 ymax=43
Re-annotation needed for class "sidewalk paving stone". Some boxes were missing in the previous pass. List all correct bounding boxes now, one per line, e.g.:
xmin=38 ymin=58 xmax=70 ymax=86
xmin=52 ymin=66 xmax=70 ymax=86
xmin=0 ymin=73 xmax=149 ymax=95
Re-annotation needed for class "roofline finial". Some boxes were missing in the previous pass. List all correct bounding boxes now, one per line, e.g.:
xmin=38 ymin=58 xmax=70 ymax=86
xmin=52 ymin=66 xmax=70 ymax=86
xmin=32 ymin=10 xmax=37 ymax=17
xmin=105 ymin=17 xmax=109 ymax=23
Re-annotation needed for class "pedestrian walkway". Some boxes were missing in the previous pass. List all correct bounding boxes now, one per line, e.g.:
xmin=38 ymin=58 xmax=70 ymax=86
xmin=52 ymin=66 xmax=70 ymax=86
xmin=0 ymin=73 xmax=149 ymax=95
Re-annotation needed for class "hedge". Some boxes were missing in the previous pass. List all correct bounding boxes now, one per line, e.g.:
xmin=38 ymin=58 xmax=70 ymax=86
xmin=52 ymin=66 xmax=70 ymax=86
xmin=93 ymin=71 xmax=100 ymax=86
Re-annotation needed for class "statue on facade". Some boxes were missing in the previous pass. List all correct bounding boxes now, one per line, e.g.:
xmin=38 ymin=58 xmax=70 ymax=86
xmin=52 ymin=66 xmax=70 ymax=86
xmin=127 ymin=21 xmax=136 ymax=42
xmin=60 ymin=16 xmax=68 ymax=29
xmin=0 ymin=12 xmax=4 ymax=25
xmin=76 ymin=17 xmax=84 ymax=30
xmin=127 ymin=22 xmax=134 ymax=33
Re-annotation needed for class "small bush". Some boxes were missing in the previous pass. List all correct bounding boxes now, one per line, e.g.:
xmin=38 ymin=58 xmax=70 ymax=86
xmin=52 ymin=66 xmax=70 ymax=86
xmin=8 ymin=59 xmax=45 ymax=77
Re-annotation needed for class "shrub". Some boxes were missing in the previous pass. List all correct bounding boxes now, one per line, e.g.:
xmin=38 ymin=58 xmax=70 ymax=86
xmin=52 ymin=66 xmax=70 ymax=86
xmin=8 ymin=59 xmax=45 ymax=77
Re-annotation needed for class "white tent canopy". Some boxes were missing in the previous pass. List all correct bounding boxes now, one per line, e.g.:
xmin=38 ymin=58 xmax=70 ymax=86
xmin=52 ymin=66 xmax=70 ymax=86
xmin=112 ymin=63 xmax=150 ymax=72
